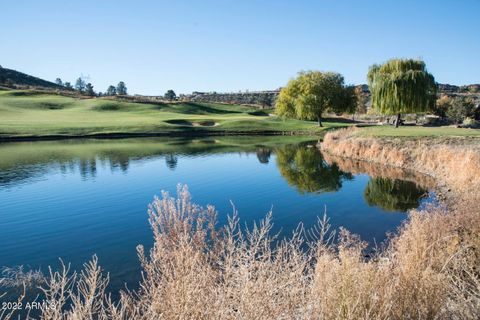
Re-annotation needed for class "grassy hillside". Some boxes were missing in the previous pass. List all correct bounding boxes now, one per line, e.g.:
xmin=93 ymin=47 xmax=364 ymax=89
xmin=0 ymin=90 xmax=345 ymax=139
xmin=0 ymin=67 xmax=63 ymax=89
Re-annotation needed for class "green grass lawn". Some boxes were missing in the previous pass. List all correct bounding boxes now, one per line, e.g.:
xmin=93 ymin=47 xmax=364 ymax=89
xmin=358 ymin=125 xmax=480 ymax=138
xmin=2 ymin=90 xmax=478 ymax=140
xmin=0 ymin=90 xmax=344 ymax=138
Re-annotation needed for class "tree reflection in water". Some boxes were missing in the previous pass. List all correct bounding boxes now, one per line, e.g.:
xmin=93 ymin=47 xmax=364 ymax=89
xmin=364 ymin=177 xmax=428 ymax=212
xmin=256 ymin=148 xmax=271 ymax=164
xmin=275 ymin=144 xmax=353 ymax=194
xmin=165 ymin=154 xmax=178 ymax=170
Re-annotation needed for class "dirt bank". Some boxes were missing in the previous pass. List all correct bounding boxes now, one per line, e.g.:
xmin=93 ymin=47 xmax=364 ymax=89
xmin=320 ymin=127 xmax=480 ymax=205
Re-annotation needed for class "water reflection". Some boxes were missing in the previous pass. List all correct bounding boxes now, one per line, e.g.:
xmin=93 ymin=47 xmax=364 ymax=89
xmin=0 ymin=138 xmax=434 ymax=215
xmin=0 ymin=138 xmax=316 ymax=187
xmin=79 ymin=158 xmax=97 ymax=179
xmin=322 ymin=153 xmax=434 ymax=212
xmin=364 ymin=177 xmax=428 ymax=212
xmin=165 ymin=154 xmax=178 ymax=170
xmin=256 ymin=148 xmax=271 ymax=164
xmin=275 ymin=144 xmax=353 ymax=194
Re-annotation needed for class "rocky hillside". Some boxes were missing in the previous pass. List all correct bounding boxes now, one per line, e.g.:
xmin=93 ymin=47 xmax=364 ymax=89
xmin=438 ymin=83 xmax=480 ymax=94
xmin=0 ymin=66 xmax=63 ymax=89
xmin=180 ymin=83 xmax=479 ymax=108
xmin=180 ymin=90 xmax=279 ymax=108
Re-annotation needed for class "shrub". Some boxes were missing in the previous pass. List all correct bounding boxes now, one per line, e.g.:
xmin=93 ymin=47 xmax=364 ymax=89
xmin=434 ymin=94 xmax=453 ymax=118
xmin=446 ymin=97 xmax=475 ymax=124
xmin=462 ymin=117 xmax=480 ymax=128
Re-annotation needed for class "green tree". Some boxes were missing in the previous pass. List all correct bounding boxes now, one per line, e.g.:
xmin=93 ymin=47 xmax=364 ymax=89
xmin=64 ymin=82 xmax=73 ymax=89
xmin=340 ymin=85 xmax=358 ymax=118
xmin=75 ymin=77 xmax=86 ymax=92
xmin=85 ymin=83 xmax=95 ymax=96
xmin=55 ymin=78 xmax=63 ymax=86
xmin=446 ymin=96 xmax=475 ymax=124
xmin=354 ymin=85 xmax=369 ymax=115
xmin=275 ymin=144 xmax=353 ymax=194
xmin=117 ymin=81 xmax=127 ymax=95
xmin=276 ymin=71 xmax=351 ymax=126
xmin=164 ymin=89 xmax=177 ymax=101
xmin=367 ymin=59 xmax=436 ymax=128
xmin=434 ymin=94 xmax=452 ymax=118
xmin=259 ymin=93 xmax=273 ymax=108
xmin=364 ymin=177 xmax=427 ymax=212
xmin=106 ymin=85 xmax=117 ymax=96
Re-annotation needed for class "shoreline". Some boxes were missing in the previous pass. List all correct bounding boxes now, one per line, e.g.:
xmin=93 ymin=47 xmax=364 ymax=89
xmin=319 ymin=127 xmax=480 ymax=206
xmin=0 ymin=130 xmax=326 ymax=143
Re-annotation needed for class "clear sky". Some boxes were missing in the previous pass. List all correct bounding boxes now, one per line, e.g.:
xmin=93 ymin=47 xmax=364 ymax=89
xmin=1 ymin=0 xmax=479 ymax=95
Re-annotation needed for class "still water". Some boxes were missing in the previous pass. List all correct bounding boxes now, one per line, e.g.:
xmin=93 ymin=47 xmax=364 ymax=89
xmin=0 ymin=136 xmax=434 ymax=296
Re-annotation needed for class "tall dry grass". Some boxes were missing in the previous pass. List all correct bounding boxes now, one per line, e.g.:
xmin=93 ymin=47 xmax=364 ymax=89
xmin=320 ymin=127 xmax=480 ymax=199
xmin=4 ymin=182 xmax=476 ymax=320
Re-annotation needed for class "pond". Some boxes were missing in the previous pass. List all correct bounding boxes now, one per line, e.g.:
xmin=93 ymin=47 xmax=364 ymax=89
xmin=0 ymin=136 xmax=435 ymax=299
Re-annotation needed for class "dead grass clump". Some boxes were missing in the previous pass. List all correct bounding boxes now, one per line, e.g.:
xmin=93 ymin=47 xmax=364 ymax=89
xmin=15 ymin=184 xmax=476 ymax=320
xmin=309 ymin=228 xmax=392 ymax=319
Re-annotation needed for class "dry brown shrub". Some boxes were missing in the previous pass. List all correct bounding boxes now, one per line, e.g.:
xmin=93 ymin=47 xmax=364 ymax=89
xmin=22 ymin=182 xmax=477 ymax=320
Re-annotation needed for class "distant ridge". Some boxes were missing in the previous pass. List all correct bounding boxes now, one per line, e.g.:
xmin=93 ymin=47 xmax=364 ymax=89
xmin=0 ymin=65 xmax=478 ymax=98
xmin=0 ymin=66 xmax=63 ymax=89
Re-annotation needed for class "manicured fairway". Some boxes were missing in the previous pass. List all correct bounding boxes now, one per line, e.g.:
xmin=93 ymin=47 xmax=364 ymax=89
xmin=0 ymin=90 xmax=346 ymax=138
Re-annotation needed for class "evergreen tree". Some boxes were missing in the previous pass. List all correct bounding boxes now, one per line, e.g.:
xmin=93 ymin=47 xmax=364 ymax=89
xmin=117 ymin=81 xmax=127 ymax=95
xmin=85 ymin=83 xmax=95 ymax=96
xmin=164 ymin=90 xmax=177 ymax=101
xmin=75 ymin=77 xmax=86 ymax=92
xmin=106 ymin=85 xmax=117 ymax=96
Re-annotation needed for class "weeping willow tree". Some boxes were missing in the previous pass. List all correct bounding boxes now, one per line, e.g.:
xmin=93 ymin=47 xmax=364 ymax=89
xmin=367 ymin=59 xmax=436 ymax=127
xmin=276 ymin=71 xmax=355 ymax=126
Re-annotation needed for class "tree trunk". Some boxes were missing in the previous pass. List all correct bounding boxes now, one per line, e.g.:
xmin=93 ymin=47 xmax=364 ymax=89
xmin=395 ymin=113 xmax=401 ymax=128
xmin=317 ymin=116 xmax=323 ymax=127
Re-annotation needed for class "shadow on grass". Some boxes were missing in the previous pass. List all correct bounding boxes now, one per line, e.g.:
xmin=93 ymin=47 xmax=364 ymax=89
xmin=322 ymin=117 xmax=361 ymax=124
xmin=248 ymin=110 xmax=269 ymax=116
xmin=164 ymin=119 xmax=217 ymax=127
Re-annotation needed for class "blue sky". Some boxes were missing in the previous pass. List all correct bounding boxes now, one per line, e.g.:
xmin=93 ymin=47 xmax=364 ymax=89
xmin=1 ymin=0 xmax=479 ymax=95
